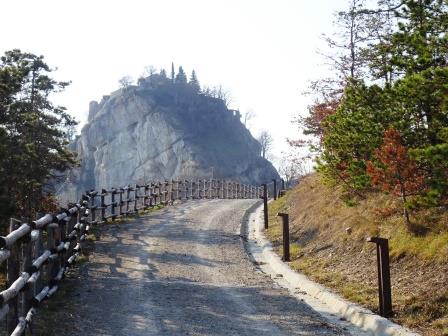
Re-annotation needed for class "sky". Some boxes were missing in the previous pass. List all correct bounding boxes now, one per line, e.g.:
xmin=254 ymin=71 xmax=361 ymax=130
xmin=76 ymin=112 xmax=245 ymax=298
xmin=1 ymin=0 xmax=349 ymax=166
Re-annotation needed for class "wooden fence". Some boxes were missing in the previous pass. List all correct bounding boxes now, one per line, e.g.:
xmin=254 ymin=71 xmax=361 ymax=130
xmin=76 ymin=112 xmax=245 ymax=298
xmin=0 ymin=179 xmax=262 ymax=335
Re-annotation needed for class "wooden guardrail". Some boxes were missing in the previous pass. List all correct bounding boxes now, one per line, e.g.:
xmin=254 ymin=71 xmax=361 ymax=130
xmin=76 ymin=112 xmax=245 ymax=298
xmin=0 ymin=178 xmax=262 ymax=335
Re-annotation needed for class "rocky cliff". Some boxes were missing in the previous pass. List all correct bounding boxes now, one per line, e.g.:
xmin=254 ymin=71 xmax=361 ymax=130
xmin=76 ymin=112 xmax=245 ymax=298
xmin=59 ymin=74 xmax=278 ymax=201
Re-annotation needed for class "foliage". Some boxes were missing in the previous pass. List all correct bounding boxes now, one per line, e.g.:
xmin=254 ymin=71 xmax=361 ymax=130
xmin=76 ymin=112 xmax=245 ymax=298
xmin=188 ymin=70 xmax=200 ymax=92
xmin=295 ymin=0 xmax=448 ymax=230
xmin=367 ymin=128 xmax=425 ymax=228
xmin=175 ymin=66 xmax=187 ymax=84
xmin=0 ymin=50 xmax=77 ymax=220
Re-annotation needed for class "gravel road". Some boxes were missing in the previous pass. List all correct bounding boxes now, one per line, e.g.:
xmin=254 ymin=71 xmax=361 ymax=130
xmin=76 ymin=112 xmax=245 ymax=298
xmin=43 ymin=200 xmax=350 ymax=336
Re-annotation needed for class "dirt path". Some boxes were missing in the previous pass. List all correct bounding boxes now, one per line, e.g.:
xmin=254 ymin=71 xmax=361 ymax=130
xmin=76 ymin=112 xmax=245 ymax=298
xmin=36 ymin=200 xmax=350 ymax=336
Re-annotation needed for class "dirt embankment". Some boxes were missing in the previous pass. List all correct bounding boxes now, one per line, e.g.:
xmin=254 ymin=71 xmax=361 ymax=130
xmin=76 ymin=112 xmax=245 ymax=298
xmin=267 ymin=174 xmax=448 ymax=336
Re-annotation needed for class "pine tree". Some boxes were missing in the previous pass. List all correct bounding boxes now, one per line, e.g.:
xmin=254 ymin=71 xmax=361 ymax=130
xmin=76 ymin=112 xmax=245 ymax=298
xmin=171 ymin=62 xmax=175 ymax=82
xmin=0 ymin=50 xmax=77 ymax=219
xmin=189 ymin=70 xmax=200 ymax=92
xmin=367 ymin=128 xmax=425 ymax=230
xmin=175 ymin=66 xmax=187 ymax=84
xmin=303 ymin=0 xmax=448 ymax=210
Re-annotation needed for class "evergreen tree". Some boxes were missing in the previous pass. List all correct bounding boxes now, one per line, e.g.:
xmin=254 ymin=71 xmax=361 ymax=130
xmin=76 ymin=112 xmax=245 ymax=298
xmin=189 ymin=70 xmax=200 ymax=92
xmin=306 ymin=0 xmax=448 ymax=219
xmin=0 ymin=50 xmax=77 ymax=220
xmin=175 ymin=66 xmax=187 ymax=84
xmin=171 ymin=62 xmax=175 ymax=82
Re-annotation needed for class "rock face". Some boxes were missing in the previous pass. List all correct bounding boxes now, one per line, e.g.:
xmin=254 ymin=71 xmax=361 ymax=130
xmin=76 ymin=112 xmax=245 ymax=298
xmin=59 ymin=74 xmax=279 ymax=201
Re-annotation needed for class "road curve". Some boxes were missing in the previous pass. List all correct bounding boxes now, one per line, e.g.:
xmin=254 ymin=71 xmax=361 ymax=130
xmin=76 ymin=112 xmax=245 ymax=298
xmin=42 ymin=200 xmax=350 ymax=336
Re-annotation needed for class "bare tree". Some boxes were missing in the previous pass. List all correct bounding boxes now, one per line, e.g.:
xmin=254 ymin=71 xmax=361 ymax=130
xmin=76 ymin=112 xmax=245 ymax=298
xmin=243 ymin=109 xmax=256 ymax=128
xmin=118 ymin=75 xmax=133 ymax=88
xmin=202 ymin=85 xmax=232 ymax=107
xmin=278 ymin=151 xmax=310 ymax=186
xmin=143 ymin=65 xmax=157 ymax=77
xmin=258 ymin=130 xmax=273 ymax=159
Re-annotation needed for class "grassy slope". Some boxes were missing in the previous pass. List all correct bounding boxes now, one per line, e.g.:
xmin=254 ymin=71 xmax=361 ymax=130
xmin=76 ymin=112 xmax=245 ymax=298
xmin=267 ymin=174 xmax=448 ymax=336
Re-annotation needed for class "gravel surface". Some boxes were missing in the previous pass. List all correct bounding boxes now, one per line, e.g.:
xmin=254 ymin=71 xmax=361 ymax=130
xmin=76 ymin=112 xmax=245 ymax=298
xmin=37 ymin=200 xmax=350 ymax=336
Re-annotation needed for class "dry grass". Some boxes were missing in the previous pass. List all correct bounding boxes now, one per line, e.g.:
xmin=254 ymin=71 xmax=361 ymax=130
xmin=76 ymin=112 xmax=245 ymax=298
xmin=266 ymin=174 xmax=448 ymax=336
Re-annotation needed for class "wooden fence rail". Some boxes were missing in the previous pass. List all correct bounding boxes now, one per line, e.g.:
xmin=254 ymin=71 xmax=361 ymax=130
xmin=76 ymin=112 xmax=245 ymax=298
xmin=0 ymin=178 xmax=262 ymax=335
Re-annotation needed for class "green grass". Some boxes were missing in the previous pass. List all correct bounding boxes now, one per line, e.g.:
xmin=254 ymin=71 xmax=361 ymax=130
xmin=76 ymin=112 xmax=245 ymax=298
xmin=389 ymin=229 xmax=448 ymax=261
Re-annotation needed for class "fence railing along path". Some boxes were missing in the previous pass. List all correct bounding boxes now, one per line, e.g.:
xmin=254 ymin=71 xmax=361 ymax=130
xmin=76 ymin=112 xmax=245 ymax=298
xmin=0 ymin=178 xmax=264 ymax=335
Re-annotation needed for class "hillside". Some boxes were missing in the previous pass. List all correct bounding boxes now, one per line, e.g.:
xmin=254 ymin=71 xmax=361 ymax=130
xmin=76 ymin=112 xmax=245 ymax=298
xmin=268 ymin=174 xmax=448 ymax=336
xmin=58 ymin=74 xmax=278 ymax=201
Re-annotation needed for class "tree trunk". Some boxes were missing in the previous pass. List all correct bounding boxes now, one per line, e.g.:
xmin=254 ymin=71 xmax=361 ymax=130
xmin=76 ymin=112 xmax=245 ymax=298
xmin=401 ymin=187 xmax=412 ymax=231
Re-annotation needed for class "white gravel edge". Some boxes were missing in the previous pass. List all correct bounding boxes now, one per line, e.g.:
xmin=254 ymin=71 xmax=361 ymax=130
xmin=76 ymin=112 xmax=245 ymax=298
xmin=244 ymin=201 xmax=420 ymax=336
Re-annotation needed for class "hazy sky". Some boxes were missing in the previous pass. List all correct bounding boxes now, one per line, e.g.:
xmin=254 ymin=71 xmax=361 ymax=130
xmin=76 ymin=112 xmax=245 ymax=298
xmin=1 ymin=0 xmax=348 ymax=164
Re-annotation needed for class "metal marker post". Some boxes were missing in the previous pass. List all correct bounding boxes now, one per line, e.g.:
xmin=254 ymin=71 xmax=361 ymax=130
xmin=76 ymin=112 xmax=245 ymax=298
xmin=277 ymin=213 xmax=290 ymax=261
xmin=367 ymin=237 xmax=393 ymax=317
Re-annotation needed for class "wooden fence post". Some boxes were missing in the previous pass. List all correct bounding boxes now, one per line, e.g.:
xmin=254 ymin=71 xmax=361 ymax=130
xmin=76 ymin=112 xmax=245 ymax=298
xmin=143 ymin=184 xmax=149 ymax=209
xmin=111 ymin=189 xmax=116 ymax=220
xmin=6 ymin=219 xmax=20 ymax=333
xmin=126 ymin=186 xmax=131 ymax=215
xmin=272 ymin=179 xmax=277 ymax=201
xmin=90 ymin=192 xmax=97 ymax=223
xmin=262 ymin=184 xmax=269 ymax=230
xmin=119 ymin=188 xmax=124 ymax=216
xmin=100 ymin=190 xmax=106 ymax=222
xmin=134 ymin=185 xmax=138 ymax=213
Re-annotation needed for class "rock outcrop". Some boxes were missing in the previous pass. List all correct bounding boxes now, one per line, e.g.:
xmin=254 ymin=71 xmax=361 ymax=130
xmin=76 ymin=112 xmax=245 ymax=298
xmin=58 ymin=74 xmax=278 ymax=201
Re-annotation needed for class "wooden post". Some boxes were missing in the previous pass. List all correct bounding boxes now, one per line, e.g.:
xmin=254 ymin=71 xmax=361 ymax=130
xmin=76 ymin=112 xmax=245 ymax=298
xmin=272 ymin=179 xmax=277 ymax=200
xmin=367 ymin=237 xmax=393 ymax=317
xmin=134 ymin=185 xmax=138 ymax=212
xmin=100 ymin=191 xmax=106 ymax=222
xmin=159 ymin=182 xmax=163 ymax=205
xmin=177 ymin=181 xmax=181 ymax=200
xmin=224 ymin=181 xmax=228 ymax=199
xmin=149 ymin=184 xmax=154 ymax=206
xmin=6 ymin=219 xmax=20 ymax=334
xmin=119 ymin=188 xmax=124 ymax=216
xmin=159 ymin=182 xmax=164 ymax=204
xmin=169 ymin=181 xmax=174 ymax=203
xmin=111 ymin=189 xmax=116 ymax=220
xmin=126 ymin=186 xmax=131 ymax=214
xmin=262 ymin=184 xmax=268 ymax=230
xmin=143 ymin=184 xmax=148 ymax=209
xmin=21 ymin=221 xmax=33 ymax=287
xmin=277 ymin=213 xmax=290 ymax=262
xmin=90 ymin=193 xmax=96 ymax=223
